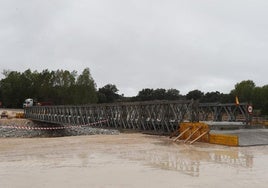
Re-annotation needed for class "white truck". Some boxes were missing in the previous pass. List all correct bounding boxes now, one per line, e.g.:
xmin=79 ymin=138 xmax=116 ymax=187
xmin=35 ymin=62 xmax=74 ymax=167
xmin=23 ymin=98 xmax=34 ymax=108
xmin=23 ymin=98 xmax=53 ymax=108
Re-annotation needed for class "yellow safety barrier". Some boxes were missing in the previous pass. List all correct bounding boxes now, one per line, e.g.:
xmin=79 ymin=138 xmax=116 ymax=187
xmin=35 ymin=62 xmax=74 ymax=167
xmin=15 ymin=112 xmax=25 ymax=119
xmin=173 ymin=122 xmax=239 ymax=146
xmin=209 ymin=134 xmax=239 ymax=146
xmin=174 ymin=122 xmax=210 ymax=144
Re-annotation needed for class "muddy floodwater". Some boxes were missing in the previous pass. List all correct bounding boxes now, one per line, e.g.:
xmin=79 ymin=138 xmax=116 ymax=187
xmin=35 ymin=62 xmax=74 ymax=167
xmin=0 ymin=133 xmax=268 ymax=188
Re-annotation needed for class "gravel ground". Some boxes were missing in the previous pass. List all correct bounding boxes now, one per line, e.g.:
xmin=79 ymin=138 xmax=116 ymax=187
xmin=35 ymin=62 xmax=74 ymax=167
xmin=0 ymin=118 xmax=119 ymax=138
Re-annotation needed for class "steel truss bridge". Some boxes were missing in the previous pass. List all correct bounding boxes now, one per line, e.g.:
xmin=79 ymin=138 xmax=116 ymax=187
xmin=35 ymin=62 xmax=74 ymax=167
xmin=24 ymin=100 xmax=251 ymax=134
xmin=199 ymin=102 xmax=251 ymax=122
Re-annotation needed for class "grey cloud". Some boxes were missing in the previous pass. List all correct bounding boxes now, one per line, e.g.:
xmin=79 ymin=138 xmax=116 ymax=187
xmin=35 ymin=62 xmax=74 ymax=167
xmin=1 ymin=0 xmax=268 ymax=96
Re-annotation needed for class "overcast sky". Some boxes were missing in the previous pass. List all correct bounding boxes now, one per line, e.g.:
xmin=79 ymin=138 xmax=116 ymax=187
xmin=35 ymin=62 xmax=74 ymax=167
xmin=1 ymin=0 xmax=268 ymax=96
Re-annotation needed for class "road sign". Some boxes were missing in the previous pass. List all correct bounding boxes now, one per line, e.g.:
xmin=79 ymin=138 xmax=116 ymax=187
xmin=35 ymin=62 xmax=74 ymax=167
xmin=247 ymin=105 xmax=253 ymax=114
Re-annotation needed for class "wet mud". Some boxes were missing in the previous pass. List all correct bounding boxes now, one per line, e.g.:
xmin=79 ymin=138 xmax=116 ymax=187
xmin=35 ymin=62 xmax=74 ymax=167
xmin=0 ymin=133 xmax=268 ymax=188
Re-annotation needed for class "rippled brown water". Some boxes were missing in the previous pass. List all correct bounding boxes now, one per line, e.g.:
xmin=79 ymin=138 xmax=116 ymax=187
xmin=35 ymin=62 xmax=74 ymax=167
xmin=0 ymin=133 xmax=267 ymax=188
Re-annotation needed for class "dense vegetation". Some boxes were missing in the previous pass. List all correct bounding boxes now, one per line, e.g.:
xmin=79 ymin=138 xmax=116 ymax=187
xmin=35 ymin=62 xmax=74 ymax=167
xmin=0 ymin=69 xmax=267 ymax=115
xmin=0 ymin=68 xmax=97 ymax=107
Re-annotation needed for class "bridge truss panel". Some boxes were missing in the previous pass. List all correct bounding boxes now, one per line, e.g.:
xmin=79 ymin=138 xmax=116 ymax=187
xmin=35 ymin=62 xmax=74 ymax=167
xmin=199 ymin=103 xmax=250 ymax=123
xmin=24 ymin=100 xmax=198 ymax=134
xmin=24 ymin=101 xmax=251 ymax=134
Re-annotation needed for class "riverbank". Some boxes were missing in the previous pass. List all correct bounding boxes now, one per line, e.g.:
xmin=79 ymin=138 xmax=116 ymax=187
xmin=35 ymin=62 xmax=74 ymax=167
xmin=0 ymin=118 xmax=119 ymax=138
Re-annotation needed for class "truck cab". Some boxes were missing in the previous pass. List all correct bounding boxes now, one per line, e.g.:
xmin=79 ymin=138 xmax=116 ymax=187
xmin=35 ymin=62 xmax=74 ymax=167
xmin=23 ymin=98 xmax=34 ymax=108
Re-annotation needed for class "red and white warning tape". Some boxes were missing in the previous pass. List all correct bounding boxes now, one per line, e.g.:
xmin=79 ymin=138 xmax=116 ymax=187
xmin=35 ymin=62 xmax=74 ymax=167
xmin=1 ymin=120 xmax=108 ymax=130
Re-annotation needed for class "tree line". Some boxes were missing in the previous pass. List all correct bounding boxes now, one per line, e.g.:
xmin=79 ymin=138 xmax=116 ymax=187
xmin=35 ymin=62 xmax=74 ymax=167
xmin=0 ymin=68 xmax=97 ymax=107
xmin=0 ymin=69 xmax=267 ymax=115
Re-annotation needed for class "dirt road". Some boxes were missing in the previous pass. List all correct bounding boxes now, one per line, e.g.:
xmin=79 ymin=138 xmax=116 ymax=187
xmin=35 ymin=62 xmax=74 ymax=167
xmin=0 ymin=133 xmax=268 ymax=188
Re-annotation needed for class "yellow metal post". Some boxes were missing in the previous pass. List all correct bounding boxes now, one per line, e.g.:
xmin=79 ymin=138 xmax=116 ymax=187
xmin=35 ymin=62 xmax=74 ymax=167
xmin=184 ymin=126 xmax=202 ymax=143
xmin=190 ymin=131 xmax=209 ymax=145
xmin=173 ymin=126 xmax=192 ymax=142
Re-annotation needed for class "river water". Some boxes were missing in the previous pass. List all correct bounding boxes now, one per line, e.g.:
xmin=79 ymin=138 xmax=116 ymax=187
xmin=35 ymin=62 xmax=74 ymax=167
xmin=0 ymin=133 xmax=267 ymax=188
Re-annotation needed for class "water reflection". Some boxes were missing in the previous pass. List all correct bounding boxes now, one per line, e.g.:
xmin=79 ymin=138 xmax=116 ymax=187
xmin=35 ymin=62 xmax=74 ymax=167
xmin=119 ymin=143 xmax=253 ymax=177
xmin=0 ymin=136 xmax=255 ymax=179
